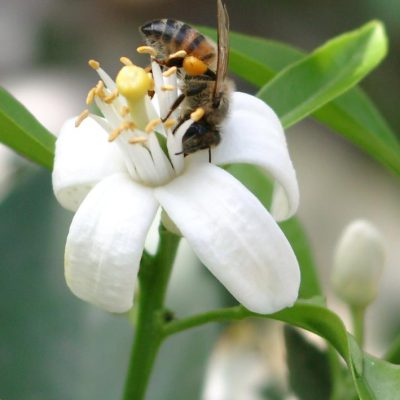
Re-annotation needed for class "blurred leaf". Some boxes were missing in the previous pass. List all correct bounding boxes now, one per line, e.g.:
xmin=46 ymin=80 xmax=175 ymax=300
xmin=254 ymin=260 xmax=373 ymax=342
xmin=385 ymin=335 xmax=400 ymax=364
xmin=200 ymin=24 xmax=400 ymax=176
xmin=226 ymin=164 xmax=321 ymax=298
xmin=271 ymin=300 xmax=400 ymax=400
xmin=0 ymin=87 xmax=55 ymax=169
xmin=258 ymin=21 xmax=388 ymax=128
xmin=284 ymin=326 xmax=331 ymax=400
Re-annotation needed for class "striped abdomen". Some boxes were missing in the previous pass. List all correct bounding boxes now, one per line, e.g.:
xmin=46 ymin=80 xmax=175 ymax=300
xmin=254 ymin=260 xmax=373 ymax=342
xmin=140 ymin=19 xmax=216 ymax=65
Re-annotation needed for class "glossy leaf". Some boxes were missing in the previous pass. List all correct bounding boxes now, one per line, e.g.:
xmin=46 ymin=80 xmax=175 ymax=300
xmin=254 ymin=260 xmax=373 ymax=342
xmin=200 ymin=24 xmax=400 ymax=176
xmin=0 ymin=87 xmax=55 ymax=169
xmin=225 ymin=163 xmax=322 ymax=298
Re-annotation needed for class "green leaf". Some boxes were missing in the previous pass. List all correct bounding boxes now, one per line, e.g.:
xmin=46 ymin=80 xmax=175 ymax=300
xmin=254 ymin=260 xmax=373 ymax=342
xmin=225 ymin=163 xmax=321 ymax=299
xmin=200 ymin=24 xmax=400 ymax=176
xmin=258 ymin=21 xmax=388 ymax=128
xmin=284 ymin=326 xmax=332 ymax=400
xmin=0 ymin=87 xmax=55 ymax=169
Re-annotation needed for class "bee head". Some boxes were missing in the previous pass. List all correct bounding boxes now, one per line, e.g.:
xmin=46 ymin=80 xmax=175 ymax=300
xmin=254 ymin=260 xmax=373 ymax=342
xmin=181 ymin=121 xmax=221 ymax=155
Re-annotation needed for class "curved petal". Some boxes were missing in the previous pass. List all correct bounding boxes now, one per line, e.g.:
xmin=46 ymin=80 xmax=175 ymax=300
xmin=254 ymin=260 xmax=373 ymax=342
xmin=155 ymin=163 xmax=300 ymax=314
xmin=65 ymin=173 xmax=158 ymax=313
xmin=52 ymin=116 xmax=126 ymax=211
xmin=213 ymin=92 xmax=299 ymax=221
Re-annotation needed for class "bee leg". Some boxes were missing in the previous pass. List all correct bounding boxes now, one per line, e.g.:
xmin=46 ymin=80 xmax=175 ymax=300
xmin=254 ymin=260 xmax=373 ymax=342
xmin=208 ymin=147 xmax=212 ymax=163
xmin=161 ymin=93 xmax=185 ymax=122
xmin=172 ymin=118 xmax=188 ymax=134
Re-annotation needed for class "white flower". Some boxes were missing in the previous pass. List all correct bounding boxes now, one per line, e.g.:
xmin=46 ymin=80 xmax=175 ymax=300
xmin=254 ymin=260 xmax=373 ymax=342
xmin=331 ymin=219 xmax=385 ymax=307
xmin=52 ymin=58 xmax=300 ymax=314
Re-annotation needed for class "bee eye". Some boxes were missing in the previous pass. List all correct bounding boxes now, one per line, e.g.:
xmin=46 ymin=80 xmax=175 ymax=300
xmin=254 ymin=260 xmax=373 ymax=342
xmin=183 ymin=56 xmax=208 ymax=76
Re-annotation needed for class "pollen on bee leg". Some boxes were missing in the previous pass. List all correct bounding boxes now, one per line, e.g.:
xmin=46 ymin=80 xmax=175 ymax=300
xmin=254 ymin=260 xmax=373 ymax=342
xmin=136 ymin=46 xmax=157 ymax=57
xmin=163 ymin=66 xmax=177 ymax=77
xmin=104 ymin=89 xmax=119 ymax=104
xmin=86 ymin=87 xmax=96 ymax=105
xmin=145 ymin=118 xmax=162 ymax=133
xmin=120 ymin=56 xmax=134 ymax=66
xmin=168 ymin=50 xmax=187 ymax=59
xmin=88 ymin=59 xmax=100 ymax=70
xmin=108 ymin=121 xmax=135 ymax=142
xmin=75 ymin=109 xmax=90 ymax=127
xmin=190 ymin=107 xmax=205 ymax=122
xmin=164 ymin=118 xmax=177 ymax=129
xmin=161 ymin=84 xmax=176 ymax=91
xmin=129 ymin=136 xmax=148 ymax=144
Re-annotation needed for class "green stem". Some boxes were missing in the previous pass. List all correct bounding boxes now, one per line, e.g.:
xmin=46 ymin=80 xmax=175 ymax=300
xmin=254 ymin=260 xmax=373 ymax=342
xmin=123 ymin=227 xmax=180 ymax=400
xmin=350 ymin=305 xmax=366 ymax=348
xmin=384 ymin=334 xmax=400 ymax=364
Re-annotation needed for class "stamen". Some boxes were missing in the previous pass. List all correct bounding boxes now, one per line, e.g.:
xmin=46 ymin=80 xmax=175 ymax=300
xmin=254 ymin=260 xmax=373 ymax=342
xmin=86 ymin=87 xmax=96 ymax=105
xmin=164 ymin=118 xmax=177 ymax=129
xmin=75 ymin=109 xmax=90 ymax=127
xmin=163 ymin=66 xmax=177 ymax=77
xmin=103 ymin=89 xmax=119 ymax=104
xmin=120 ymin=56 xmax=134 ymax=66
xmin=95 ymin=80 xmax=105 ymax=98
xmin=169 ymin=50 xmax=187 ymax=59
xmin=190 ymin=107 xmax=205 ymax=121
xmin=145 ymin=118 xmax=161 ymax=133
xmin=88 ymin=59 xmax=100 ymax=70
xmin=147 ymin=73 xmax=155 ymax=91
xmin=161 ymin=84 xmax=176 ymax=91
xmin=108 ymin=121 xmax=135 ymax=142
xmin=120 ymin=105 xmax=130 ymax=117
xmin=129 ymin=136 xmax=148 ymax=144
xmin=136 ymin=46 xmax=157 ymax=57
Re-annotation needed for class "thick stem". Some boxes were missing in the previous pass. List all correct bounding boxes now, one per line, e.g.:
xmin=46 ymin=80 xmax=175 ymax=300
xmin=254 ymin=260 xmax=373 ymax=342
xmin=350 ymin=305 xmax=366 ymax=348
xmin=123 ymin=227 xmax=180 ymax=400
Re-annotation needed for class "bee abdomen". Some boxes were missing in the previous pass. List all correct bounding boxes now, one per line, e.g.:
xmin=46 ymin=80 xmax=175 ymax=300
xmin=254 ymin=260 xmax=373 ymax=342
xmin=140 ymin=19 xmax=216 ymax=63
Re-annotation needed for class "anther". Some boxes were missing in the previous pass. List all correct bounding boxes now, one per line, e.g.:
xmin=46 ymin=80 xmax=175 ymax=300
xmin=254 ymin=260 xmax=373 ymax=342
xmin=108 ymin=122 xmax=135 ymax=142
xmin=168 ymin=50 xmax=187 ymax=59
xmin=190 ymin=107 xmax=205 ymax=122
xmin=145 ymin=118 xmax=161 ymax=133
xmin=120 ymin=56 xmax=134 ymax=66
xmin=88 ymin=59 xmax=100 ymax=70
xmin=104 ymin=89 xmax=119 ymax=104
xmin=161 ymin=84 xmax=176 ymax=91
xmin=129 ymin=136 xmax=148 ymax=144
xmin=75 ymin=109 xmax=90 ymax=127
xmin=120 ymin=106 xmax=130 ymax=117
xmin=86 ymin=87 xmax=96 ymax=105
xmin=164 ymin=118 xmax=177 ymax=129
xmin=163 ymin=66 xmax=177 ymax=77
xmin=95 ymin=80 xmax=105 ymax=98
xmin=136 ymin=46 xmax=157 ymax=57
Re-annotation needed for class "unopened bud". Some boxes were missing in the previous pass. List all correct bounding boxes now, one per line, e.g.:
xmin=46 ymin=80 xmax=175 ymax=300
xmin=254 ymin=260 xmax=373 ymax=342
xmin=331 ymin=220 xmax=385 ymax=307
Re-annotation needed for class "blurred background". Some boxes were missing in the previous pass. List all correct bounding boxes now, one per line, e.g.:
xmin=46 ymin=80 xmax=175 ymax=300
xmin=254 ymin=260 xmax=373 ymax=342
xmin=1 ymin=0 xmax=399 ymax=399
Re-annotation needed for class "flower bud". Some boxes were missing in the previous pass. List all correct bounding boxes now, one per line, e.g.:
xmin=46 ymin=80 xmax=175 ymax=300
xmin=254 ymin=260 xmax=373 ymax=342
xmin=331 ymin=220 xmax=385 ymax=307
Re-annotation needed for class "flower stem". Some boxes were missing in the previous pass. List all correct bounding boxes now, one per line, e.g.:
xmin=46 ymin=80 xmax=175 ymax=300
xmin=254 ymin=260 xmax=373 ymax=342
xmin=123 ymin=226 xmax=180 ymax=400
xmin=350 ymin=305 xmax=366 ymax=348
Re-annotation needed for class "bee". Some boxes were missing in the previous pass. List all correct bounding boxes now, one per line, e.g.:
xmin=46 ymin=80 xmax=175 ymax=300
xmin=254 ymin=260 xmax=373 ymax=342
xmin=140 ymin=0 xmax=233 ymax=158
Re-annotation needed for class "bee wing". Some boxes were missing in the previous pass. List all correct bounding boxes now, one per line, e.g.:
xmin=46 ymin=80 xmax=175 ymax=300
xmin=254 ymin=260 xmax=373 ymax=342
xmin=213 ymin=0 xmax=229 ymax=103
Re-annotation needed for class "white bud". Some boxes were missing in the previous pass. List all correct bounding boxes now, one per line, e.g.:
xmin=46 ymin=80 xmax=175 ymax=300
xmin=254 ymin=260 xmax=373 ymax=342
xmin=331 ymin=220 xmax=385 ymax=307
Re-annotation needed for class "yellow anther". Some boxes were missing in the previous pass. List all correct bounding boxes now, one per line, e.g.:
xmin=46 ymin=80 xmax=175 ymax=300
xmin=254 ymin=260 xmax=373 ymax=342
xmin=88 ymin=59 xmax=100 ymax=70
xmin=104 ymin=89 xmax=119 ymax=104
xmin=190 ymin=107 xmax=205 ymax=122
xmin=86 ymin=87 xmax=96 ymax=105
xmin=169 ymin=50 xmax=187 ymax=59
xmin=120 ymin=106 xmax=130 ymax=117
xmin=161 ymin=84 xmax=176 ymax=91
xmin=145 ymin=118 xmax=161 ymax=133
xmin=75 ymin=109 xmax=90 ymax=127
xmin=164 ymin=118 xmax=177 ymax=129
xmin=163 ymin=66 xmax=177 ymax=77
xmin=136 ymin=46 xmax=157 ymax=57
xmin=95 ymin=80 xmax=105 ymax=98
xmin=108 ymin=122 xmax=135 ymax=142
xmin=129 ymin=136 xmax=148 ymax=144
xmin=120 ymin=56 xmax=134 ymax=66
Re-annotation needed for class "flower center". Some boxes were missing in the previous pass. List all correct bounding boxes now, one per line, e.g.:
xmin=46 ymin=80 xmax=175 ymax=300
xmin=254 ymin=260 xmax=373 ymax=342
xmin=76 ymin=57 xmax=196 ymax=187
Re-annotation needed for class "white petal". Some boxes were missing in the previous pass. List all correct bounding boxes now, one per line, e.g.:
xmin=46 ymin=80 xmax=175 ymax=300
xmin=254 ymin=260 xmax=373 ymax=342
xmin=213 ymin=92 xmax=299 ymax=221
xmin=155 ymin=163 xmax=300 ymax=314
xmin=65 ymin=173 xmax=158 ymax=313
xmin=52 ymin=117 xmax=126 ymax=211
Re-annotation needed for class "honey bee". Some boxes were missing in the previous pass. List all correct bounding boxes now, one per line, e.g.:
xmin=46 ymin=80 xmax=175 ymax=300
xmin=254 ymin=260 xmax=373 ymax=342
xmin=140 ymin=0 xmax=233 ymax=158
